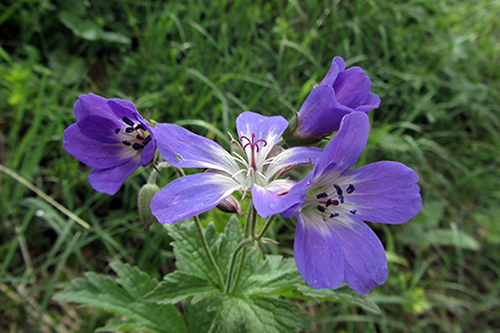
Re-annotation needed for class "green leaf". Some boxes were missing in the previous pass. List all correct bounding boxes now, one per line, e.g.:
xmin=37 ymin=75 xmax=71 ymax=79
xmin=144 ymin=271 xmax=219 ymax=304
xmin=241 ymin=256 xmax=303 ymax=295
xmin=184 ymin=297 xmax=218 ymax=333
xmin=239 ymin=255 xmax=381 ymax=315
xmin=424 ymin=228 xmax=480 ymax=250
xmin=218 ymin=215 xmax=243 ymax=278
xmin=217 ymin=295 xmax=312 ymax=333
xmin=167 ymin=221 xmax=222 ymax=287
xmin=295 ymin=285 xmax=382 ymax=315
xmin=54 ymin=263 xmax=187 ymax=333
xmin=58 ymin=10 xmax=131 ymax=44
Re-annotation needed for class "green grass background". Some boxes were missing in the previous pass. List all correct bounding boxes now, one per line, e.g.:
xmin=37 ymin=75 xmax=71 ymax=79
xmin=1 ymin=0 xmax=499 ymax=331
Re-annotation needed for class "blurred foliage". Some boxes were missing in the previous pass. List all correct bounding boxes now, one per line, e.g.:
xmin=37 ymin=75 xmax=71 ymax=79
xmin=1 ymin=0 xmax=499 ymax=331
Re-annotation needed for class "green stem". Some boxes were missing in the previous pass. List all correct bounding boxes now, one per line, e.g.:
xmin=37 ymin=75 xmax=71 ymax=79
xmin=255 ymin=214 xmax=276 ymax=240
xmin=230 ymin=204 xmax=257 ymax=294
xmin=224 ymin=237 xmax=252 ymax=293
xmin=193 ymin=214 xmax=225 ymax=289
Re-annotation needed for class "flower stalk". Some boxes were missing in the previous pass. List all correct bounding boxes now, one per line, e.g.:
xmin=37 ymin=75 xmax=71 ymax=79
xmin=193 ymin=214 xmax=226 ymax=290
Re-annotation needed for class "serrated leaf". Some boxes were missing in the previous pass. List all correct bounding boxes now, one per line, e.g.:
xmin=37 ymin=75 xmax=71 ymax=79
xmin=167 ymin=221 xmax=222 ymax=287
xmin=54 ymin=263 xmax=187 ymax=333
xmin=241 ymin=256 xmax=303 ymax=295
xmin=218 ymin=296 xmax=312 ymax=333
xmin=295 ymin=285 xmax=382 ymax=315
xmin=144 ymin=271 xmax=219 ymax=304
xmin=218 ymin=216 xmax=243 ymax=278
xmin=184 ymin=297 xmax=218 ymax=333
xmin=111 ymin=262 xmax=158 ymax=300
xmin=239 ymin=255 xmax=381 ymax=315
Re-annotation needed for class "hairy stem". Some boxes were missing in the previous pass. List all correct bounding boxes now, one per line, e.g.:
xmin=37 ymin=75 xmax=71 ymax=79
xmin=224 ymin=237 xmax=252 ymax=293
xmin=255 ymin=214 xmax=276 ymax=240
xmin=193 ymin=214 xmax=226 ymax=290
xmin=229 ymin=203 xmax=256 ymax=294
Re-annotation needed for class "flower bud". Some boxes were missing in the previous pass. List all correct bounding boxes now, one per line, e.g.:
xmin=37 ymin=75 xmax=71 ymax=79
xmin=216 ymin=195 xmax=244 ymax=216
xmin=283 ymin=56 xmax=380 ymax=147
xmin=138 ymin=183 xmax=160 ymax=231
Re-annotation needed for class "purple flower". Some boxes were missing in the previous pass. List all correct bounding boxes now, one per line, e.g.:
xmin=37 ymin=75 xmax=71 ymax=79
xmin=63 ymin=94 xmax=157 ymax=195
xmin=293 ymin=56 xmax=380 ymax=140
xmin=272 ymin=112 xmax=421 ymax=294
xmin=150 ymin=111 xmax=323 ymax=224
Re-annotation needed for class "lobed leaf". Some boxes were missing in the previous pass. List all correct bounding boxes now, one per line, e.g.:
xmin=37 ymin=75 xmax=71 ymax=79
xmin=54 ymin=263 xmax=187 ymax=333
xmin=218 ymin=295 xmax=312 ymax=333
xmin=144 ymin=271 xmax=219 ymax=304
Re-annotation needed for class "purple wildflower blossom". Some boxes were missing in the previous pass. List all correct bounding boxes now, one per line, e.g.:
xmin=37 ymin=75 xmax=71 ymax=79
xmin=63 ymin=94 xmax=156 ymax=195
xmin=293 ymin=56 xmax=380 ymax=140
xmin=269 ymin=112 xmax=421 ymax=294
xmin=150 ymin=111 xmax=323 ymax=224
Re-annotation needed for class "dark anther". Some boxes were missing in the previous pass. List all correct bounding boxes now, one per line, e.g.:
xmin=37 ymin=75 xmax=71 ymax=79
xmin=114 ymin=128 xmax=120 ymax=134
xmin=326 ymin=199 xmax=332 ymax=207
xmin=135 ymin=124 xmax=145 ymax=131
xmin=317 ymin=205 xmax=325 ymax=213
xmin=330 ymin=213 xmax=339 ymax=218
xmin=350 ymin=209 xmax=357 ymax=215
xmin=346 ymin=184 xmax=355 ymax=194
xmin=136 ymin=135 xmax=144 ymax=140
xmin=316 ymin=192 xmax=328 ymax=199
xmin=334 ymin=184 xmax=343 ymax=195
xmin=122 ymin=140 xmax=132 ymax=146
xmin=338 ymin=195 xmax=344 ymax=204
xmin=125 ymin=127 xmax=134 ymax=133
xmin=132 ymin=143 xmax=144 ymax=150
xmin=123 ymin=117 xmax=134 ymax=126
xmin=142 ymin=136 xmax=152 ymax=146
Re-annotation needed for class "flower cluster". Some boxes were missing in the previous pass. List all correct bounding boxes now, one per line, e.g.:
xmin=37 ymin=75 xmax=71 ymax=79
xmin=63 ymin=56 xmax=421 ymax=295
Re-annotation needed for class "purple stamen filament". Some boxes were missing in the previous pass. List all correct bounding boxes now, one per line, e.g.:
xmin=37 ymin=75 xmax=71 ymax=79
xmin=239 ymin=133 xmax=267 ymax=170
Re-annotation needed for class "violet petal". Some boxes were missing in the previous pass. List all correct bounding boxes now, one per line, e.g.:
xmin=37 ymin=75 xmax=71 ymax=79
xmin=73 ymin=94 xmax=117 ymax=121
xmin=77 ymin=115 xmax=123 ymax=143
xmin=329 ymin=218 xmax=388 ymax=294
xmin=63 ymin=123 xmax=135 ymax=169
xmin=344 ymin=161 xmax=422 ymax=224
xmin=252 ymin=179 xmax=302 ymax=218
xmin=152 ymin=123 xmax=237 ymax=174
xmin=150 ymin=173 xmax=240 ymax=224
xmin=333 ymin=67 xmax=371 ymax=109
xmin=313 ymin=112 xmax=370 ymax=179
xmin=295 ymin=85 xmax=351 ymax=138
xmin=294 ymin=213 xmax=344 ymax=290
xmin=88 ymin=157 xmax=141 ymax=195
